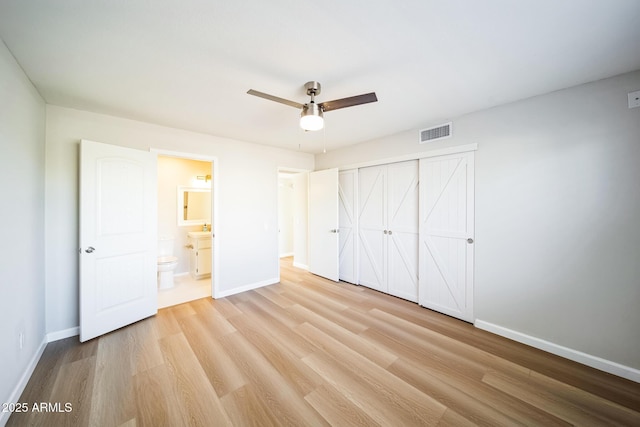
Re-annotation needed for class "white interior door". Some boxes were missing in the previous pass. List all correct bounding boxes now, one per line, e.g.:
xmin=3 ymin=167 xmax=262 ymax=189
xmin=338 ymin=170 xmax=358 ymax=284
xmin=419 ymin=152 xmax=475 ymax=322
xmin=79 ymin=139 xmax=158 ymax=342
xmin=387 ymin=161 xmax=419 ymax=302
xmin=308 ymin=168 xmax=339 ymax=281
xmin=358 ymin=165 xmax=387 ymax=292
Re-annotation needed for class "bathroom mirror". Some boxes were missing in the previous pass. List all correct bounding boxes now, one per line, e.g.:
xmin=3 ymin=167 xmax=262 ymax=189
xmin=177 ymin=186 xmax=211 ymax=226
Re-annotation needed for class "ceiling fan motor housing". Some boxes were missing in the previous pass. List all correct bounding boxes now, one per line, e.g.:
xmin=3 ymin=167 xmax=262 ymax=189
xmin=305 ymin=81 xmax=321 ymax=96
xmin=302 ymin=101 xmax=323 ymax=118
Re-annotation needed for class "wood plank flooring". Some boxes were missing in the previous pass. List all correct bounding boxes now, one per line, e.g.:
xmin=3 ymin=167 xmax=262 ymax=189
xmin=8 ymin=258 xmax=640 ymax=426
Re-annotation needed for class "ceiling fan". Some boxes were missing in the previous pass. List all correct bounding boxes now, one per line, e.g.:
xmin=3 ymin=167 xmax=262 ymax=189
xmin=247 ymin=81 xmax=377 ymax=131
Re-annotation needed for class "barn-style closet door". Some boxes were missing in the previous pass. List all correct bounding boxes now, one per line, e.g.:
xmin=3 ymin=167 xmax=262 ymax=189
xmin=358 ymin=165 xmax=387 ymax=292
xmin=419 ymin=152 xmax=475 ymax=322
xmin=339 ymin=169 xmax=358 ymax=284
xmin=358 ymin=160 xmax=419 ymax=301
xmin=386 ymin=161 xmax=419 ymax=302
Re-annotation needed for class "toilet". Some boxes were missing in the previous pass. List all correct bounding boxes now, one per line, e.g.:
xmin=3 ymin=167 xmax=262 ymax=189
xmin=157 ymin=236 xmax=178 ymax=289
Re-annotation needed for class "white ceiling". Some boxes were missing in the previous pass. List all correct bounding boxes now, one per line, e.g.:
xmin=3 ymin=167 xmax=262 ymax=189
xmin=1 ymin=1 xmax=639 ymax=154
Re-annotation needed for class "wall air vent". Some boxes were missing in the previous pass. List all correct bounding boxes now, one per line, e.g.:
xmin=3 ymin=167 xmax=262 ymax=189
xmin=419 ymin=122 xmax=452 ymax=143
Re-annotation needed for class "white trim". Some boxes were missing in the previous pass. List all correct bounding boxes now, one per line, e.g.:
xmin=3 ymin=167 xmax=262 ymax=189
xmin=213 ymin=277 xmax=279 ymax=299
xmin=338 ymin=143 xmax=478 ymax=171
xmin=293 ymin=262 xmax=309 ymax=270
xmin=46 ymin=326 xmax=79 ymax=342
xmin=0 ymin=337 xmax=48 ymax=426
xmin=279 ymin=252 xmax=294 ymax=258
xmin=150 ymin=148 xmax=217 ymax=162
xmin=475 ymin=319 xmax=640 ymax=383
xmin=278 ymin=166 xmax=310 ymax=175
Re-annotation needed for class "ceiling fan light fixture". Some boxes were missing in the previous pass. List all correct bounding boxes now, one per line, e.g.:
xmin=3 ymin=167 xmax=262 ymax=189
xmin=248 ymin=81 xmax=376 ymax=132
xmin=300 ymin=103 xmax=324 ymax=131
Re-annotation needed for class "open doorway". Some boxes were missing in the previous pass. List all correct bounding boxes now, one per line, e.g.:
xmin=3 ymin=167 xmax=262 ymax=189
xmin=278 ymin=168 xmax=310 ymax=274
xmin=155 ymin=151 xmax=218 ymax=308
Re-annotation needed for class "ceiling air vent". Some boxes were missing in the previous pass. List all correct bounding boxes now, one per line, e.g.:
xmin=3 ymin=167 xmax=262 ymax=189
xmin=419 ymin=122 xmax=452 ymax=143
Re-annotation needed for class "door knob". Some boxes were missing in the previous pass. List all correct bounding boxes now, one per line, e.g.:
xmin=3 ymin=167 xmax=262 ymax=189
xmin=467 ymin=238 xmax=474 ymax=244
xmin=85 ymin=246 xmax=95 ymax=253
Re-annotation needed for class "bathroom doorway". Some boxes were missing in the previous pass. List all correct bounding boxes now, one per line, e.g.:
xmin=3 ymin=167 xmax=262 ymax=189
xmin=155 ymin=150 xmax=218 ymax=308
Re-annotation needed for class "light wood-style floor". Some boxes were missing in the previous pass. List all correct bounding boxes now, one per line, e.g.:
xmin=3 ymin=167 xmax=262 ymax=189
xmin=9 ymin=258 xmax=640 ymax=426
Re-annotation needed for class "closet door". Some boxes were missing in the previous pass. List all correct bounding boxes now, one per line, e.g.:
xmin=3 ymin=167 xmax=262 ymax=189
xmin=358 ymin=160 xmax=419 ymax=301
xmin=358 ymin=165 xmax=387 ymax=292
xmin=387 ymin=161 xmax=419 ymax=302
xmin=419 ymin=152 xmax=475 ymax=322
xmin=339 ymin=170 xmax=358 ymax=284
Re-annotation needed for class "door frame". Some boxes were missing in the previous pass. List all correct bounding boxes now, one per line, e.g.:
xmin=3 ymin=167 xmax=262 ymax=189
xmin=152 ymin=149 xmax=219 ymax=298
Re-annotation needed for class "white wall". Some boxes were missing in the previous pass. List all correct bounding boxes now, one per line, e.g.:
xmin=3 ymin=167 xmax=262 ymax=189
xmin=0 ymin=40 xmax=46 ymax=419
xmin=158 ymin=156 xmax=212 ymax=274
xmin=44 ymin=105 xmax=314 ymax=333
xmin=316 ymin=70 xmax=640 ymax=375
xmin=292 ymin=172 xmax=309 ymax=269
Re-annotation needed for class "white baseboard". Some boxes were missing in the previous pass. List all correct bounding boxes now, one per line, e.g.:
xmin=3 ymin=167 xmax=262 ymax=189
xmin=279 ymin=252 xmax=294 ymax=258
xmin=46 ymin=326 xmax=79 ymax=342
xmin=474 ymin=319 xmax=640 ymax=383
xmin=213 ymin=277 xmax=279 ymax=299
xmin=1 ymin=337 xmax=48 ymax=427
xmin=293 ymin=262 xmax=308 ymax=270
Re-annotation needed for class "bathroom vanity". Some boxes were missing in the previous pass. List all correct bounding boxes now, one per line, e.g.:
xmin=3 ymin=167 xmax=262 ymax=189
xmin=187 ymin=231 xmax=212 ymax=279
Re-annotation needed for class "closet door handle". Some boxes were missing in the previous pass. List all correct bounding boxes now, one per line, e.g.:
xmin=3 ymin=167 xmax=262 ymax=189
xmin=383 ymin=230 xmax=388 ymax=234
xmin=85 ymin=246 xmax=95 ymax=253
xmin=388 ymin=230 xmax=393 ymax=235
xmin=467 ymin=238 xmax=474 ymax=244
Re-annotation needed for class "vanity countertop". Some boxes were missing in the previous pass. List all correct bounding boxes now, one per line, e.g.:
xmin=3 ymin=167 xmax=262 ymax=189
xmin=188 ymin=231 xmax=212 ymax=238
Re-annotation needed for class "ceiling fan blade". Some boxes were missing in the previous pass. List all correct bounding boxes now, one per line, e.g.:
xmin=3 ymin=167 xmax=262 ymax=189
xmin=319 ymin=92 xmax=377 ymax=112
xmin=247 ymin=89 xmax=304 ymax=109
